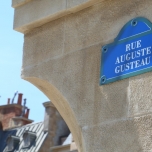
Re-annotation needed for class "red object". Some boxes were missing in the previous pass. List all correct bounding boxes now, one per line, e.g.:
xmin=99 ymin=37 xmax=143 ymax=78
xmin=7 ymin=98 xmax=10 ymax=104
xmin=24 ymin=109 xmax=30 ymax=118
xmin=17 ymin=93 xmax=23 ymax=105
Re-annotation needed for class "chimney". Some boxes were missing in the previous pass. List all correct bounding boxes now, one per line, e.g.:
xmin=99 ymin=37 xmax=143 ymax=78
xmin=43 ymin=102 xmax=51 ymax=132
xmin=24 ymin=109 xmax=30 ymax=119
xmin=7 ymin=98 xmax=10 ymax=105
xmin=0 ymin=95 xmax=33 ymax=130
xmin=11 ymin=99 xmax=33 ymax=128
xmin=43 ymin=101 xmax=70 ymax=147
xmin=17 ymin=93 xmax=23 ymax=105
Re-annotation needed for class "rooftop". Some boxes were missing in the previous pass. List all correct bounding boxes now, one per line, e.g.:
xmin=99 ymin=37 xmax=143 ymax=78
xmin=0 ymin=121 xmax=48 ymax=152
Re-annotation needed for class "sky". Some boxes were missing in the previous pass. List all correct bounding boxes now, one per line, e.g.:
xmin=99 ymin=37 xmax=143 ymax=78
xmin=0 ymin=1 xmax=49 ymax=122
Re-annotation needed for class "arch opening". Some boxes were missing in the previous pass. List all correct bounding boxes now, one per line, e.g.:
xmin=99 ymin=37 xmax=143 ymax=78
xmin=23 ymin=76 xmax=85 ymax=152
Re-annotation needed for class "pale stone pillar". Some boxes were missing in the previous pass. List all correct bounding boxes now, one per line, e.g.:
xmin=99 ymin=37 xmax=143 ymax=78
xmin=12 ymin=0 xmax=152 ymax=152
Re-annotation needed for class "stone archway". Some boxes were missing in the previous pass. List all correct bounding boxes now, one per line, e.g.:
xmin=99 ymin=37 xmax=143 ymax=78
xmin=13 ymin=0 xmax=152 ymax=151
xmin=22 ymin=77 xmax=85 ymax=152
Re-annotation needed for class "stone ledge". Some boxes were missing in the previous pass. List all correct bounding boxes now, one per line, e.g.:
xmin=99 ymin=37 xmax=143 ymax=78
xmin=12 ymin=0 xmax=104 ymax=33
xmin=12 ymin=0 xmax=33 ymax=8
xmin=12 ymin=116 xmax=34 ymax=123
xmin=0 ymin=104 xmax=22 ymax=109
xmin=82 ymin=115 xmax=152 ymax=152
xmin=50 ymin=144 xmax=70 ymax=152
xmin=43 ymin=101 xmax=55 ymax=108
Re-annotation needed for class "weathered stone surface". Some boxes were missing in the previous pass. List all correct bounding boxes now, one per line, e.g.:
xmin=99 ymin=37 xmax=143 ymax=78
xmin=22 ymin=43 xmax=129 ymax=127
xmin=12 ymin=0 xmax=32 ymax=8
xmin=40 ymin=102 xmax=70 ymax=152
xmin=64 ymin=0 xmax=139 ymax=54
xmin=66 ymin=0 xmax=90 ymax=9
xmin=13 ymin=0 xmax=152 ymax=151
xmin=13 ymin=0 xmax=67 ymax=32
xmin=83 ymin=114 xmax=152 ymax=152
xmin=13 ymin=0 xmax=100 ymax=33
xmin=83 ymin=120 xmax=141 ymax=152
xmin=23 ymin=18 xmax=65 ymax=67
xmin=129 ymin=72 xmax=152 ymax=117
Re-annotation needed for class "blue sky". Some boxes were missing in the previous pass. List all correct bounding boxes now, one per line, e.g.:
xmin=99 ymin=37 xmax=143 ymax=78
xmin=0 ymin=1 xmax=49 ymax=122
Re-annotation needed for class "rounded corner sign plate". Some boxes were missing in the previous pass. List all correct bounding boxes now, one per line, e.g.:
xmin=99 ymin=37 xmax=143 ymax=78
xmin=100 ymin=17 xmax=152 ymax=85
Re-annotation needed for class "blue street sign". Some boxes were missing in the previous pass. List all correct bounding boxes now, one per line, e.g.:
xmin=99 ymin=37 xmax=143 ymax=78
xmin=100 ymin=17 xmax=152 ymax=85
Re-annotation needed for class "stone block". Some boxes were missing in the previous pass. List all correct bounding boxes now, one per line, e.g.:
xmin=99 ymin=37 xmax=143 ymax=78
xmin=23 ymin=17 xmax=64 ymax=67
xmin=19 ymin=0 xmax=152 ymax=151
xmin=64 ymin=0 xmax=138 ymax=54
xmin=83 ymin=114 xmax=152 ymax=152
xmin=13 ymin=0 xmax=67 ymax=32
xmin=12 ymin=0 xmax=32 ymax=8
xmin=129 ymin=72 xmax=152 ymax=117
xmin=66 ymin=0 xmax=90 ymax=9
xmin=22 ymin=44 xmax=129 ymax=127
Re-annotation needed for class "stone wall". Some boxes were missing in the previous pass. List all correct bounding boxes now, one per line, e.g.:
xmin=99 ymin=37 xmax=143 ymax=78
xmin=40 ymin=102 xmax=70 ymax=152
xmin=12 ymin=0 xmax=152 ymax=151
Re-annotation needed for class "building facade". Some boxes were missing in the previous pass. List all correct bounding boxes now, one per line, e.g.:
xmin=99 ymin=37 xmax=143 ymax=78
xmin=12 ymin=0 xmax=152 ymax=152
xmin=0 ymin=95 xmax=75 ymax=152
